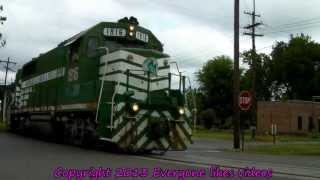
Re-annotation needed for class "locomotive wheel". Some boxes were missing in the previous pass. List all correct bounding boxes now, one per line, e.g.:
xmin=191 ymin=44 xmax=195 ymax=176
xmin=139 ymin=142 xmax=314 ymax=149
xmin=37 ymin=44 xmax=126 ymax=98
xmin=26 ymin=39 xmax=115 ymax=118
xmin=64 ymin=118 xmax=85 ymax=146
xmin=9 ymin=117 xmax=19 ymax=132
xmin=52 ymin=120 xmax=65 ymax=143
xmin=72 ymin=119 xmax=82 ymax=145
xmin=63 ymin=117 xmax=96 ymax=148
xmin=64 ymin=120 xmax=77 ymax=145
xmin=21 ymin=117 xmax=31 ymax=135
xmin=81 ymin=118 xmax=96 ymax=147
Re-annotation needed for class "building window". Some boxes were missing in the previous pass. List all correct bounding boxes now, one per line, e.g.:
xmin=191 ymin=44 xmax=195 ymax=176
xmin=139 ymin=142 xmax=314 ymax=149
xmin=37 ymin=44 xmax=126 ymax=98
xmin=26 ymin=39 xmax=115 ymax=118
xmin=308 ymin=117 xmax=314 ymax=132
xmin=297 ymin=116 xmax=302 ymax=130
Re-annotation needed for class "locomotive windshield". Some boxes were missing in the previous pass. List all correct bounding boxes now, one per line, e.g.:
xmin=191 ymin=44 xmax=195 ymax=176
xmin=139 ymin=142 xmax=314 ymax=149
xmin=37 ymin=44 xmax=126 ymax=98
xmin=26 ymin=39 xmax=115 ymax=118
xmin=105 ymin=40 xmax=147 ymax=52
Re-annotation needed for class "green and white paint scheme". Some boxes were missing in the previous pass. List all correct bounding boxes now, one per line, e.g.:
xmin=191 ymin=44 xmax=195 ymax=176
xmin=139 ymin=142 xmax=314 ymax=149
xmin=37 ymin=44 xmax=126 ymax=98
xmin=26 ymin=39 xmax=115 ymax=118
xmin=9 ymin=17 xmax=193 ymax=153
xmin=98 ymin=50 xmax=192 ymax=151
xmin=142 ymin=57 xmax=158 ymax=76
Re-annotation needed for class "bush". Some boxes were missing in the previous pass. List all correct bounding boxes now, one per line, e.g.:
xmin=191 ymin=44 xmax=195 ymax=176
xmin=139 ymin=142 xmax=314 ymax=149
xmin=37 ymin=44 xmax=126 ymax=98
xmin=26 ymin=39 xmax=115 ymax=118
xmin=222 ymin=116 xmax=233 ymax=129
xmin=200 ymin=109 xmax=217 ymax=130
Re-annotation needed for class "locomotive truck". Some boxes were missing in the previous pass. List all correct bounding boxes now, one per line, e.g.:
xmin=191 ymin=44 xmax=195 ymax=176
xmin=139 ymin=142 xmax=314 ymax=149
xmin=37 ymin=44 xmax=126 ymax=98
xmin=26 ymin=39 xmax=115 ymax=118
xmin=7 ymin=17 xmax=193 ymax=153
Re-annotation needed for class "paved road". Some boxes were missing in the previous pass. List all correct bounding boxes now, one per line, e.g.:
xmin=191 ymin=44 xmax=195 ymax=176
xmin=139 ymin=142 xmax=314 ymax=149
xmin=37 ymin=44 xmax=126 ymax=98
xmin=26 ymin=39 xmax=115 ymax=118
xmin=0 ymin=132 xmax=299 ymax=180
xmin=150 ymin=138 xmax=320 ymax=180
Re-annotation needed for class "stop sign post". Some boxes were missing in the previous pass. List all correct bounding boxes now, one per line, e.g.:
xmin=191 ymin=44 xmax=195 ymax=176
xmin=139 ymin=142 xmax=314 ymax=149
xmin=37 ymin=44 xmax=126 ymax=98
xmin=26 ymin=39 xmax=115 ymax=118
xmin=239 ymin=90 xmax=252 ymax=111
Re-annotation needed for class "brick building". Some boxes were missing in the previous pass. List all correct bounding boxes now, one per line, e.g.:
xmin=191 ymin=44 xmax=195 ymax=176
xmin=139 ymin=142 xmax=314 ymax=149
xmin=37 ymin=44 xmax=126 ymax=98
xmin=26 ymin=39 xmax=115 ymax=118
xmin=257 ymin=100 xmax=320 ymax=134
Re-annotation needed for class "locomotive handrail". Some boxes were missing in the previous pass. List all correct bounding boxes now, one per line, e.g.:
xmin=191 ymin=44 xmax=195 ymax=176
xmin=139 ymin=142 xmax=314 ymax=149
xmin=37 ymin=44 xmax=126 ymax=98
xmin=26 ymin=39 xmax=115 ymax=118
xmin=169 ymin=72 xmax=180 ymax=77
xmin=123 ymin=69 xmax=169 ymax=80
xmin=95 ymin=48 xmax=109 ymax=124
xmin=110 ymin=81 xmax=120 ymax=130
xmin=118 ymin=47 xmax=170 ymax=58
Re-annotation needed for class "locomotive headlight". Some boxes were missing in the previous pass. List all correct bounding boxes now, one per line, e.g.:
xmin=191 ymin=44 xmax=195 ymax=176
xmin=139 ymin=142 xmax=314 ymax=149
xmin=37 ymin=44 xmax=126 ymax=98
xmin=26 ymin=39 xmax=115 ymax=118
xmin=132 ymin=103 xmax=139 ymax=112
xmin=129 ymin=31 xmax=134 ymax=36
xmin=178 ymin=107 xmax=185 ymax=115
xmin=129 ymin=25 xmax=135 ymax=31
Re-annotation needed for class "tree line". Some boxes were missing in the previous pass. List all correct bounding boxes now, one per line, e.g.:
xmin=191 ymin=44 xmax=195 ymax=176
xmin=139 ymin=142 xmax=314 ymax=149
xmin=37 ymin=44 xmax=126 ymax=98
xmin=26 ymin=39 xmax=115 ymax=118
xmin=192 ymin=34 xmax=320 ymax=129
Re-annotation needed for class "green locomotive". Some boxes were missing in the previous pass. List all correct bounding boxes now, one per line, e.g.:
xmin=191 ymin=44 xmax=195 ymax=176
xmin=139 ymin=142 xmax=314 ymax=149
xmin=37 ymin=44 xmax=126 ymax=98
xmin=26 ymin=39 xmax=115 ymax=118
xmin=8 ymin=17 xmax=193 ymax=153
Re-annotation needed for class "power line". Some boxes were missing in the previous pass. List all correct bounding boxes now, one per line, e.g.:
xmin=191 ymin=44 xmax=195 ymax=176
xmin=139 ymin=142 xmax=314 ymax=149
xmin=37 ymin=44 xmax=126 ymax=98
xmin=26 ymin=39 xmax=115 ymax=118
xmin=267 ymin=20 xmax=320 ymax=31
xmin=269 ymin=16 xmax=320 ymax=29
xmin=261 ymin=16 xmax=320 ymax=36
xmin=256 ymin=45 xmax=273 ymax=52
xmin=263 ymin=23 xmax=320 ymax=35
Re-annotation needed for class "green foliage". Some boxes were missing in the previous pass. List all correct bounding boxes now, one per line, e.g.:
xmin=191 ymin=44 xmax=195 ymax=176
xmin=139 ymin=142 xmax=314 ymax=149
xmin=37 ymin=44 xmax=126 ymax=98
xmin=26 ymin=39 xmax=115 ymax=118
xmin=241 ymin=50 xmax=272 ymax=100
xmin=221 ymin=116 xmax=233 ymax=129
xmin=270 ymin=34 xmax=320 ymax=100
xmin=199 ymin=109 xmax=217 ymax=129
xmin=0 ymin=122 xmax=7 ymax=131
xmin=194 ymin=128 xmax=233 ymax=140
xmin=240 ymin=34 xmax=320 ymax=101
xmin=196 ymin=34 xmax=320 ymax=129
xmin=197 ymin=56 xmax=234 ymax=122
xmin=186 ymin=89 xmax=205 ymax=124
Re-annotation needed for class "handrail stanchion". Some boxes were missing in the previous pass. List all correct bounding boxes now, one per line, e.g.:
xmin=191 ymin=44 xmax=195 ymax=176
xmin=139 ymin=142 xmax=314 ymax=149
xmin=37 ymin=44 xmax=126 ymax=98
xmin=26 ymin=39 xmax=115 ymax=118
xmin=126 ymin=69 xmax=130 ymax=92
xmin=182 ymin=76 xmax=186 ymax=94
xmin=147 ymin=71 xmax=150 ymax=105
xmin=168 ymin=73 xmax=171 ymax=92
xmin=179 ymin=72 xmax=182 ymax=91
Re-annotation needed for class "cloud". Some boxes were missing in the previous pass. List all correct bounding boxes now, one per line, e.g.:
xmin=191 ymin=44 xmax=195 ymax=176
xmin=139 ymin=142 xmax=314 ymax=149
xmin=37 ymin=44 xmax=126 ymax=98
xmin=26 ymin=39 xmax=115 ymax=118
xmin=161 ymin=23 xmax=233 ymax=67
xmin=1 ymin=0 xmax=320 ymax=85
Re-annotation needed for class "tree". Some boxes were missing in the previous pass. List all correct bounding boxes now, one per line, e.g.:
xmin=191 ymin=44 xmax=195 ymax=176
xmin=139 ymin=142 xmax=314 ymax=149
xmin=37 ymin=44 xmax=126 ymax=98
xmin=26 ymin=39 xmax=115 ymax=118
xmin=197 ymin=56 xmax=234 ymax=124
xmin=186 ymin=89 xmax=205 ymax=125
xmin=241 ymin=50 xmax=272 ymax=100
xmin=199 ymin=109 xmax=217 ymax=129
xmin=270 ymin=34 xmax=320 ymax=100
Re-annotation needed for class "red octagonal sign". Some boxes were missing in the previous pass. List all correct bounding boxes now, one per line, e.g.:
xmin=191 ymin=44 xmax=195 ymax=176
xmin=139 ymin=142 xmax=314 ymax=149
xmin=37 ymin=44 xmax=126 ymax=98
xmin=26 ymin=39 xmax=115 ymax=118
xmin=239 ymin=90 xmax=252 ymax=111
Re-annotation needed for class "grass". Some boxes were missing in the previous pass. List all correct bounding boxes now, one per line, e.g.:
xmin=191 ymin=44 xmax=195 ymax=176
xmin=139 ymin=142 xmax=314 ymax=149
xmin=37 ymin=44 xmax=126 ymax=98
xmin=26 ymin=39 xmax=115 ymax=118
xmin=246 ymin=144 xmax=320 ymax=156
xmin=0 ymin=121 xmax=7 ymax=132
xmin=193 ymin=127 xmax=320 ymax=143
xmin=196 ymin=128 xmax=320 ymax=156
xmin=194 ymin=128 xmax=233 ymax=140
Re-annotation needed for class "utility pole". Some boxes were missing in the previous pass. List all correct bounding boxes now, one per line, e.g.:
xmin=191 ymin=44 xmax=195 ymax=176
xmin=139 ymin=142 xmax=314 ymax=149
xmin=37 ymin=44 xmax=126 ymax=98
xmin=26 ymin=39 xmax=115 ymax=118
xmin=243 ymin=0 xmax=263 ymax=129
xmin=233 ymin=0 xmax=240 ymax=149
xmin=0 ymin=57 xmax=16 ymax=122
xmin=0 ymin=57 xmax=17 ymax=86
xmin=0 ymin=5 xmax=7 ymax=47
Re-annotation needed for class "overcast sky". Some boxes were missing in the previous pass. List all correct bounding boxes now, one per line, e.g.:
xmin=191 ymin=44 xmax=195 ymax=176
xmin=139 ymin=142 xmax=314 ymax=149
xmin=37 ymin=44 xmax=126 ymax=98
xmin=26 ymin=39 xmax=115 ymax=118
xmin=1 ymin=0 xmax=320 ymax=85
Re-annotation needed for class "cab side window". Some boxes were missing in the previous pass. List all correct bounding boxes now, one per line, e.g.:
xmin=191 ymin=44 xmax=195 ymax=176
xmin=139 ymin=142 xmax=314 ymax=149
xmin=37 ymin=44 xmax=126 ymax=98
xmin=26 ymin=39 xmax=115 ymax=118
xmin=87 ymin=37 xmax=98 ymax=58
xmin=69 ymin=40 xmax=80 ymax=66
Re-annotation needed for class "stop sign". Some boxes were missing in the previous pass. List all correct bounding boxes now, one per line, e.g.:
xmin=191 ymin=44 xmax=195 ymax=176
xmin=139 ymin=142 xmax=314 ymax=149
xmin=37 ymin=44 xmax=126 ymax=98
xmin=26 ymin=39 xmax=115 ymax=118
xmin=239 ymin=90 xmax=252 ymax=111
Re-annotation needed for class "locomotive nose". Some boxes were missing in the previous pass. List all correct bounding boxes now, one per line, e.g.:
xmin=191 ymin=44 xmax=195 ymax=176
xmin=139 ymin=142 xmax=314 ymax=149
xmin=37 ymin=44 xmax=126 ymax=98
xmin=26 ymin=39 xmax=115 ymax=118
xmin=147 ymin=118 xmax=170 ymax=140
